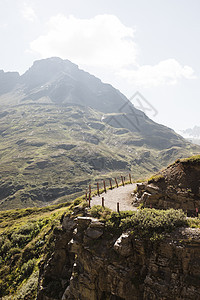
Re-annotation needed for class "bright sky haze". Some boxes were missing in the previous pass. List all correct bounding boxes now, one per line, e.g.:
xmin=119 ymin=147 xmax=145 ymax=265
xmin=0 ymin=0 xmax=199 ymax=132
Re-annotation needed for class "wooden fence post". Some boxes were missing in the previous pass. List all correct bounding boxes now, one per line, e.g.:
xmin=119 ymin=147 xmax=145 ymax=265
xmin=102 ymin=197 xmax=105 ymax=208
xmin=196 ymin=207 xmax=198 ymax=217
xmin=89 ymin=184 xmax=91 ymax=194
xmin=103 ymin=180 xmax=106 ymax=193
xmin=85 ymin=190 xmax=87 ymax=201
xmin=129 ymin=173 xmax=132 ymax=184
xmin=121 ymin=176 xmax=125 ymax=186
xmin=117 ymin=202 xmax=120 ymax=213
xmin=88 ymin=193 xmax=91 ymax=208
xmin=115 ymin=178 xmax=118 ymax=188
xmin=109 ymin=179 xmax=113 ymax=190
xmin=97 ymin=182 xmax=100 ymax=196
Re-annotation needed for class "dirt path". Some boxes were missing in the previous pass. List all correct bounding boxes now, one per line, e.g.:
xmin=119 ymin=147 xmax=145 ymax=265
xmin=91 ymin=183 xmax=137 ymax=212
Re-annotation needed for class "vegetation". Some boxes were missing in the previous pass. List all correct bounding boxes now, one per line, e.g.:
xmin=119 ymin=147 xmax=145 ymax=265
xmin=0 ymin=191 xmax=200 ymax=298
xmin=89 ymin=206 xmax=188 ymax=240
xmin=181 ymin=154 xmax=200 ymax=163
xmin=0 ymin=202 xmax=73 ymax=299
xmin=147 ymin=174 xmax=165 ymax=184
xmin=0 ymin=103 xmax=198 ymax=210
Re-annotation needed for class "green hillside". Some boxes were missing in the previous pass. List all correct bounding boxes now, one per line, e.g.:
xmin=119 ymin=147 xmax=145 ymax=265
xmin=0 ymin=57 xmax=199 ymax=210
xmin=0 ymin=103 xmax=198 ymax=210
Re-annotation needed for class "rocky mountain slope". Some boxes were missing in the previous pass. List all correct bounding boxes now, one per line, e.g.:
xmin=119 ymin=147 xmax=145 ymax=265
xmin=0 ymin=57 xmax=199 ymax=210
xmin=134 ymin=155 xmax=200 ymax=214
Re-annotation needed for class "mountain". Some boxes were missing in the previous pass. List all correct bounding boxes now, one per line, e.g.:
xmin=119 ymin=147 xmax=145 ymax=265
xmin=0 ymin=57 xmax=199 ymax=210
xmin=180 ymin=126 xmax=200 ymax=145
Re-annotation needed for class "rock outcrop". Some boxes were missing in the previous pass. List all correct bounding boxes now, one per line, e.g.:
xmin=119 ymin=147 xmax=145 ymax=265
xmin=134 ymin=156 xmax=200 ymax=215
xmin=38 ymin=209 xmax=200 ymax=300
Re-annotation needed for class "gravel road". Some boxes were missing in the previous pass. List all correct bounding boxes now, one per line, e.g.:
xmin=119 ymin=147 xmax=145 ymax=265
xmin=91 ymin=183 xmax=137 ymax=211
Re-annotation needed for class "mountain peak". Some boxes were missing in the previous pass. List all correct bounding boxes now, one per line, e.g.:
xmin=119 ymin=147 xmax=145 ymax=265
xmin=21 ymin=57 xmax=79 ymax=89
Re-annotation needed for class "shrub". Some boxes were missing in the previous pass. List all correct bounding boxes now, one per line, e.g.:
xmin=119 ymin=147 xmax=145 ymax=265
xmin=10 ymin=247 xmax=21 ymax=256
xmin=1 ymin=239 xmax=12 ymax=254
xmin=21 ymin=259 xmax=36 ymax=280
xmin=187 ymin=217 xmax=200 ymax=228
xmin=89 ymin=205 xmax=112 ymax=220
xmin=119 ymin=208 xmax=187 ymax=238
xmin=16 ymin=271 xmax=39 ymax=300
xmin=11 ymin=233 xmax=31 ymax=247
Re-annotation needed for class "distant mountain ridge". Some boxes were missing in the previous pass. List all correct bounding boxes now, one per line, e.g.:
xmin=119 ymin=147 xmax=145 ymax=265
xmin=180 ymin=126 xmax=200 ymax=145
xmin=0 ymin=57 xmax=199 ymax=210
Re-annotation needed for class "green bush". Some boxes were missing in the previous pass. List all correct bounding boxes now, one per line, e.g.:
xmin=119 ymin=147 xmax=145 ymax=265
xmin=10 ymin=247 xmax=22 ymax=256
xmin=119 ymin=208 xmax=187 ymax=239
xmin=90 ymin=207 xmax=187 ymax=240
xmin=11 ymin=233 xmax=31 ymax=247
xmin=187 ymin=217 xmax=200 ymax=228
xmin=1 ymin=239 xmax=12 ymax=254
xmin=21 ymin=259 xmax=36 ymax=280
xmin=89 ymin=205 xmax=112 ymax=220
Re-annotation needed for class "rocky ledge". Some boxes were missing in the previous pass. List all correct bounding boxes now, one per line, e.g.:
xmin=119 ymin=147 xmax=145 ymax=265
xmin=37 ymin=209 xmax=200 ymax=300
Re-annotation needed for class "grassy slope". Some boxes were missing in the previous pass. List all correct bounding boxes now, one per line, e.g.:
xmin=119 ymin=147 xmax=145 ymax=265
xmin=0 ymin=103 xmax=199 ymax=210
xmin=0 ymin=200 xmax=77 ymax=299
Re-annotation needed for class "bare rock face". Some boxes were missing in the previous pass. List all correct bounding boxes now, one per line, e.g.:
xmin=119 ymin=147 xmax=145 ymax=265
xmin=133 ymin=158 xmax=200 ymax=215
xmin=38 ymin=211 xmax=200 ymax=300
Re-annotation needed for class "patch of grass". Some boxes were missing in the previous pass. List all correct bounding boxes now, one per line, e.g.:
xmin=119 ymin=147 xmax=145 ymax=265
xmin=181 ymin=154 xmax=200 ymax=164
xmin=147 ymin=174 xmax=165 ymax=184
xmin=0 ymin=202 xmax=73 ymax=298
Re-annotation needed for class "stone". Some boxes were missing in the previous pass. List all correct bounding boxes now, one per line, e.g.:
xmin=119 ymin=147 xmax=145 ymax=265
xmin=145 ymin=184 xmax=160 ymax=194
xmin=113 ymin=233 xmax=133 ymax=257
xmin=77 ymin=216 xmax=92 ymax=230
xmin=85 ymin=227 xmax=103 ymax=239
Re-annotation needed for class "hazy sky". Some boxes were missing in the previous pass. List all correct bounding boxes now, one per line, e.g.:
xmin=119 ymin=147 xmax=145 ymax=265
xmin=0 ymin=0 xmax=199 ymax=132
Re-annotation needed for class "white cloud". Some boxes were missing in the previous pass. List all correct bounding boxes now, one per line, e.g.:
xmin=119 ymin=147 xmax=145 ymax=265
xmin=30 ymin=14 xmax=138 ymax=68
xmin=29 ymin=14 xmax=196 ymax=88
xmin=21 ymin=3 xmax=37 ymax=22
xmin=117 ymin=59 xmax=196 ymax=88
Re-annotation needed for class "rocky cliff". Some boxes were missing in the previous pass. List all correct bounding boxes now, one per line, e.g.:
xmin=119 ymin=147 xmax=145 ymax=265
xmin=134 ymin=155 xmax=200 ymax=215
xmin=37 ymin=207 xmax=200 ymax=300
